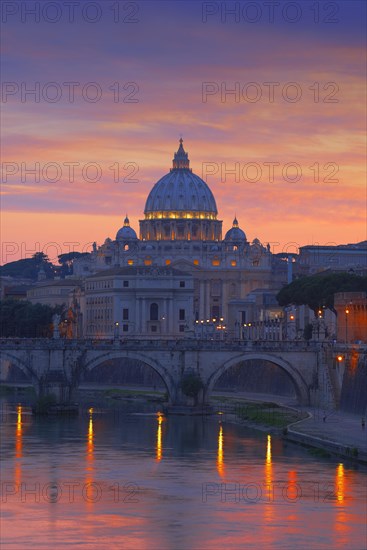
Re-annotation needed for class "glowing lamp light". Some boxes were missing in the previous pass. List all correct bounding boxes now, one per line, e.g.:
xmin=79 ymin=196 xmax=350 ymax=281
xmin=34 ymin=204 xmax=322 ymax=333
xmin=337 ymin=355 xmax=343 ymax=362
xmin=290 ymin=315 xmax=295 ymax=321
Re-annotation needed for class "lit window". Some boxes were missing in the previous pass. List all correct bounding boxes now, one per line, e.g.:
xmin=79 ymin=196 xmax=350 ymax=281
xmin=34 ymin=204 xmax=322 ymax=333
xmin=193 ymin=259 xmax=199 ymax=265
xmin=165 ymin=259 xmax=171 ymax=265
xmin=212 ymin=260 xmax=220 ymax=266
xmin=231 ymin=260 xmax=237 ymax=267
xmin=144 ymin=259 xmax=152 ymax=266
xmin=127 ymin=259 xmax=133 ymax=265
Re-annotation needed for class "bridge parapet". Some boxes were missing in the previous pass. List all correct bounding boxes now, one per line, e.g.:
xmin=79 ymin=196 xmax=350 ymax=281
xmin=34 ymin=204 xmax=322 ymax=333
xmin=0 ymin=337 xmax=325 ymax=353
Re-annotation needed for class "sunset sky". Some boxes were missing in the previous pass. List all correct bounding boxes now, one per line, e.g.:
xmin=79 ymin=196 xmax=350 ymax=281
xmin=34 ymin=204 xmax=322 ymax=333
xmin=1 ymin=0 xmax=366 ymax=264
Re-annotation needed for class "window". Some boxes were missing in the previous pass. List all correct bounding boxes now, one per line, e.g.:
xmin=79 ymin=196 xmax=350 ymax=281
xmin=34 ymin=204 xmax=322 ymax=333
xmin=123 ymin=324 xmax=129 ymax=332
xmin=151 ymin=325 xmax=157 ymax=333
xmin=212 ymin=306 xmax=220 ymax=319
xmin=241 ymin=311 xmax=246 ymax=324
xmin=165 ymin=259 xmax=171 ymax=265
xmin=150 ymin=303 xmax=158 ymax=321
xmin=212 ymin=259 xmax=220 ymax=266
xmin=123 ymin=308 xmax=129 ymax=320
xmin=193 ymin=259 xmax=199 ymax=266
xmin=179 ymin=309 xmax=185 ymax=321
xmin=127 ymin=259 xmax=134 ymax=265
xmin=123 ymin=280 xmax=129 ymax=287
xmin=179 ymin=281 xmax=185 ymax=288
xmin=231 ymin=260 xmax=237 ymax=267
xmin=144 ymin=259 xmax=152 ymax=266
xmin=179 ymin=325 xmax=185 ymax=332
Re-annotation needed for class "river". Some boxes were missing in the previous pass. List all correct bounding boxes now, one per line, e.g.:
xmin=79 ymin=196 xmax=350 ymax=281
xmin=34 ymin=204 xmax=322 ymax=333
xmin=0 ymin=399 xmax=366 ymax=549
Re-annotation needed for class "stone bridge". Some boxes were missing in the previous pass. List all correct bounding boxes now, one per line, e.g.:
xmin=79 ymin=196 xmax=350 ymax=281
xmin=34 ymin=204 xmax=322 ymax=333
xmin=0 ymin=338 xmax=352 ymax=409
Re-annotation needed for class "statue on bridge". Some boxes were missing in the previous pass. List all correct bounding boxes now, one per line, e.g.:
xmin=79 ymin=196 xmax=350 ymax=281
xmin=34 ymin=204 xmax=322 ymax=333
xmin=312 ymin=318 xmax=328 ymax=341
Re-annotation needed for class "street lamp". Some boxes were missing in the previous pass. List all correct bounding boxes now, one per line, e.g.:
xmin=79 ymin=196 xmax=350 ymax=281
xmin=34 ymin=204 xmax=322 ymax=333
xmin=114 ymin=321 xmax=119 ymax=340
xmin=345 ymin=308 xmax=349 ymax=344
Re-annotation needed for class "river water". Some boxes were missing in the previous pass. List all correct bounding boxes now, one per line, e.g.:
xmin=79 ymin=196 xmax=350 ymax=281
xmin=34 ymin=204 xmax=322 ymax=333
xmin=1 ymin=399 xmax=366 ymax=550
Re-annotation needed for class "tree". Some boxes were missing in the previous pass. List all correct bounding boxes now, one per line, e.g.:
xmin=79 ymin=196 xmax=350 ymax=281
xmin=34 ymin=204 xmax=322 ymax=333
xmin=277 ymin=272 xmax=367 ymax=315
xmin=58 ymin=252 xmax=90 ymax=277
xmin=181 ymin=373 xmax=203 ymax=404
xmin=0 ymin=299 xmax=63 ymax=337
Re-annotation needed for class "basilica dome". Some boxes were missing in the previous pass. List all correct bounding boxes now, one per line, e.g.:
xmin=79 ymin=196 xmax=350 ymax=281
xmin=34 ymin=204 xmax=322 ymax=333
xmin=140 ymin=140 xmax=222 ymax=241
xmin=224 ymin=217 xmax=246 ymax=242
xmin=144 ymin=139 xmax=218 ymax=218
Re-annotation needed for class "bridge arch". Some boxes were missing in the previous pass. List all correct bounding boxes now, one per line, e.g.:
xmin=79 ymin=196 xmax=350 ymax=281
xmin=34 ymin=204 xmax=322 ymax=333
xmin=0 ymin=350 xmax=38 ymax=384
xmin=205 ymin=352 xmax=310 ymax=405
xmin=83 ymin=351 xmax=176 ymax=403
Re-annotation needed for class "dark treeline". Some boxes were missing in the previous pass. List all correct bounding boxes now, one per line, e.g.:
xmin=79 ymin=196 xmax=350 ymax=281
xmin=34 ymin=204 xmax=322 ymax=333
xmin=0 ymin=298 xmax=63 ymax=337
xmin=277 ymin=272 xmax=367 ymax=315
xmin=0 ymin=251 xmax=89 ymax=280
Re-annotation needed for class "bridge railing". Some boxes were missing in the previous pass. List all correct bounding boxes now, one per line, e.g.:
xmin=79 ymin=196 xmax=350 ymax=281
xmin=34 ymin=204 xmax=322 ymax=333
xmin=0 ymin=337 xmax=343 ymax=353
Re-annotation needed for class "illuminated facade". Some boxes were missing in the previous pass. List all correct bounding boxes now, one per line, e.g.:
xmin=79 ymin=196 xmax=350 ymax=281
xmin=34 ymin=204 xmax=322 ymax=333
xmin=84 ymin=267 xmax=193 ymax=338
xmin=74 ymin=139 xmax=275 ymax=336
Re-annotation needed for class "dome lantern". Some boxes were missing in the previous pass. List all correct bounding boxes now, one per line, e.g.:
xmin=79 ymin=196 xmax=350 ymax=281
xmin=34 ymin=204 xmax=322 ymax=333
xmin=171 ymin=138 xmax=191 ymax=171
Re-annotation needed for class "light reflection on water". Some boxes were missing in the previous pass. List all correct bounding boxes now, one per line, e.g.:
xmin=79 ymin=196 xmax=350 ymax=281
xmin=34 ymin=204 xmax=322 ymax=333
xmin=1 ymin=401 xmax=366 ymax=550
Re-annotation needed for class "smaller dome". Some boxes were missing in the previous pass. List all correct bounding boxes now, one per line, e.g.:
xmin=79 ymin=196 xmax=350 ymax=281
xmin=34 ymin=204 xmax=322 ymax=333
xmin=224 ymin=217 xmax=246 ymax=242
xmin=116 ymin=215 xmax=137 ymax=241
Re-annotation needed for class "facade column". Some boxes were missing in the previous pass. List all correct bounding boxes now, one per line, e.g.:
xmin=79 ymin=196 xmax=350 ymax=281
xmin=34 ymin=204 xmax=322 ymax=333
xmin=135 ymin=298 xmax=140 ymax=334
xmin=142 ymin=298 xmax=146 ymax=335
xmin=221 ymin=281 xmax=227 ymax=321
xmin=205 ymin=280 xmax=211 ymax=320
xmin=199 ymin=281 xmax=205 ymax=320
xmin=169 ymin=297 xmax=174 ymax=335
